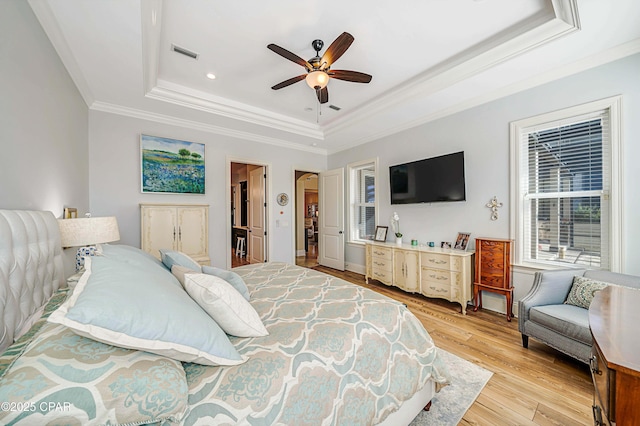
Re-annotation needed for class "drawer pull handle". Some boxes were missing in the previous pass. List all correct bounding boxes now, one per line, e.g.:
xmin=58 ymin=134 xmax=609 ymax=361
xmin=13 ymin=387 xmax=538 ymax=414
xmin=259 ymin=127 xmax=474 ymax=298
xmin=428 ymin=286 xmax=447 ymax=293
xmin=374 ymin=261 xmax=385 ymax=266
xmin=429 ymin=259 xmax=446 ymax=264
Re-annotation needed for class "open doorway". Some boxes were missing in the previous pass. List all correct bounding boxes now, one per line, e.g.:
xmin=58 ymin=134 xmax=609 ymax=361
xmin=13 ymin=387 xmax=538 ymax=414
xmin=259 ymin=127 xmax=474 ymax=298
xmin=230 ymin=161 xmax=268 ymax=268
xmin=295 ymin=171 xmax=319 ymax=268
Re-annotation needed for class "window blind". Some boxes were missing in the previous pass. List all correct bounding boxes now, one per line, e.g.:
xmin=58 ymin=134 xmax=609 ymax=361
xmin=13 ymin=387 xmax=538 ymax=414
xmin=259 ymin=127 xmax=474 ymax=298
xmin=519 ymin=109 xmax=610 ymax=269
xmin=351 ymin=164 xmax=375 ymax=241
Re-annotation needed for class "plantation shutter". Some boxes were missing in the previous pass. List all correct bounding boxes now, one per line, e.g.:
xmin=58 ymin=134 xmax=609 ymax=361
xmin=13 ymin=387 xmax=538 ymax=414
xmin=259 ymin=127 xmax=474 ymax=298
xmin=518 ymin=109 xmax=610 ymax=269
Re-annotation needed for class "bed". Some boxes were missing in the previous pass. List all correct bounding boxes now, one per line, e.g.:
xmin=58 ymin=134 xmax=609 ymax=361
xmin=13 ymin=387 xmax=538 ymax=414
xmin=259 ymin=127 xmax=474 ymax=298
xmin=0 ymin=210 xmax=450 ymax=425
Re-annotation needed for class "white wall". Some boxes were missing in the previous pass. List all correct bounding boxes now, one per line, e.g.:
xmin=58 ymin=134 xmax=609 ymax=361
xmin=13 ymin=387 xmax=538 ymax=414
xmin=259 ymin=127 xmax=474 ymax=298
xmin=87 ymin=110 xmax=326 ymax=268
xmin=0 ymin=1 xmax=89 ymax=216
xmin=329 ymin=53 xmax=640 ymax=315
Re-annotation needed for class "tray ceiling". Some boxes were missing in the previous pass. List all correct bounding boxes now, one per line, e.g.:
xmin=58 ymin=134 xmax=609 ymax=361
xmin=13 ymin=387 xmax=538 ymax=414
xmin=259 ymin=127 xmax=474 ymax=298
xmin=29 ymin=0 xmax=640 ymax=154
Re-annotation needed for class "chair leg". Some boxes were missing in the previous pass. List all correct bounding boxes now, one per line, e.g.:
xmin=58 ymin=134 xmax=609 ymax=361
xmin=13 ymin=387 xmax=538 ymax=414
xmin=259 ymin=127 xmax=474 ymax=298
xmin=522 ymin=334 xmax=529 ymax=348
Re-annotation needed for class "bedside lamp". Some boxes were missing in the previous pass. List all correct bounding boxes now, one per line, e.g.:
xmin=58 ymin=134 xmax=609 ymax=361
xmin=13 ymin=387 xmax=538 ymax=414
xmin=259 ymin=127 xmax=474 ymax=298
xmin=58 ymin=216 xmax=120 ymax=271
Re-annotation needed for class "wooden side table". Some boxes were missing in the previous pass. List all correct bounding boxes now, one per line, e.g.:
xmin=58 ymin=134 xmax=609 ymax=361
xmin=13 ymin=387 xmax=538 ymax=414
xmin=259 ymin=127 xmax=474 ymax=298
xmin=473 ymin=237 xmax=513 ymax=321
xmin=589 ymin=286 xmax=640 ymax=425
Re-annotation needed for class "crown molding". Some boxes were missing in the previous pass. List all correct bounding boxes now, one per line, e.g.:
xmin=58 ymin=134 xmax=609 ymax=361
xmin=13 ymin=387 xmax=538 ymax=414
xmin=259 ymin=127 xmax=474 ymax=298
xmin=90 ymin=101 xmax=327 ymax=155
xmin=28 ymin=0 xmax=95 ymax=107
xmin=323 ymin=0 xmax=580 ymax=139
xmin=326 ymin=38 xmax=640 ymax=155
xmin=146 ymin=81 xmax=324 ymax=140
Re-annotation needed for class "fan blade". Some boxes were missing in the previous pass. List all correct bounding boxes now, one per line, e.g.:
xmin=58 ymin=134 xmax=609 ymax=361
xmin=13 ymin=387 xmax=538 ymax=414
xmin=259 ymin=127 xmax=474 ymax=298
xmin=329 ymin=70 xmax=372 ymax=83
xmin=316 ymin=86 xmax=328 ymax=104
xmin=267 ymin=44 xmax=312 ymax=70
xmin=320 ymin=32 xmax=354 ymax=68
xmin=271 ymin=74 xmax=306 ymax=90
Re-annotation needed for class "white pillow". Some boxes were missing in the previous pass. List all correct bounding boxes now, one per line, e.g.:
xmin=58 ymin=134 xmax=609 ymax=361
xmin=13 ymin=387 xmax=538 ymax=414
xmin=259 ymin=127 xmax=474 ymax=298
xmin=178 ymin=270 xmax=268 ymax=338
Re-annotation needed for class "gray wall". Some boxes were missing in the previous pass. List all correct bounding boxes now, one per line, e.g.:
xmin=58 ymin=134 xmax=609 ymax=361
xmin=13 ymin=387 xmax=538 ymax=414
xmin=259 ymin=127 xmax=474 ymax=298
xmin=87 ymin=110 xmax=326 ymax=268
xmin=0 ymin=1 xmax=89 ymax=215
xmin=329 ymin=53 xmax=640 ymax=314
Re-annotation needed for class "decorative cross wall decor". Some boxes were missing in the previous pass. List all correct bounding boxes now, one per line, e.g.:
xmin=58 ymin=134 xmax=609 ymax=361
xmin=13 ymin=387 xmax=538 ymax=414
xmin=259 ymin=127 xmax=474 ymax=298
xmin=486 ymin=196 xmax=503 ymax=221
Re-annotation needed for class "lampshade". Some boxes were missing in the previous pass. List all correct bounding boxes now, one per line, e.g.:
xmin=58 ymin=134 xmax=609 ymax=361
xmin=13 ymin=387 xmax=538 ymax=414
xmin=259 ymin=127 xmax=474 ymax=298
xmin=58 ymin=216 xmax=120 ymax=248
xmin=305 ymin=70 xmax=329 ymax=90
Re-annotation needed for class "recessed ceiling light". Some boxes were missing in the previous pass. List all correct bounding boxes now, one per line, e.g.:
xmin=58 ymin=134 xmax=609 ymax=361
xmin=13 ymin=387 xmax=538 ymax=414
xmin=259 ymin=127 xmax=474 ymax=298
xmin=304 ymin=107 xmax=313 ymax=112
xmin=206 ymin=73 xmax=216 ymax=80
xmin=312 ymin=142 xmax=318 ymax=146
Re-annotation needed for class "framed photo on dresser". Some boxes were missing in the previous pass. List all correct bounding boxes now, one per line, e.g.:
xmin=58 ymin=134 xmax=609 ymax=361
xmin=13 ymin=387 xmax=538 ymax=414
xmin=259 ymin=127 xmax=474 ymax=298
xmin=454 ymin=232 xmax=471 ymax=251
xmin=374 ymin=226 xmax=388 ymax=242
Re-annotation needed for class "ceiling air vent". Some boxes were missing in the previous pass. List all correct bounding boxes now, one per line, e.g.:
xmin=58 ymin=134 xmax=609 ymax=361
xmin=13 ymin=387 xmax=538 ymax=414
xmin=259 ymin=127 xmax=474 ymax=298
xmin=171 ymin=44 xmax=199 ymax=60
xmin=329 ymin=105 xmax=341 ymax=111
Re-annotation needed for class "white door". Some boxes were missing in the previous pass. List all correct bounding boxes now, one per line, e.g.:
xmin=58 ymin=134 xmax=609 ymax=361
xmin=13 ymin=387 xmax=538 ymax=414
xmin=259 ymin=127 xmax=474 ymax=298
xmin=249 ymin=166 xmax=266 ymax=263
xmin=318 ymin=168 xmax=344 ymax=270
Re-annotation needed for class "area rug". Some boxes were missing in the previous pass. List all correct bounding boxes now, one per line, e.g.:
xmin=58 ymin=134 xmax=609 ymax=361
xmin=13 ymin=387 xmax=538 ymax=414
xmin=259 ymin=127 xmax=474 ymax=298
xmin=410 ymin=349 xmax=493 ymax=425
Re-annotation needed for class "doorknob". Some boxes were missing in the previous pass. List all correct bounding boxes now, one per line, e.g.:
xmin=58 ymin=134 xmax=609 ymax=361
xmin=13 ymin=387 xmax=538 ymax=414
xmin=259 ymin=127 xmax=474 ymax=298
xmin=339 ymin=231 xmax=343 ymax=234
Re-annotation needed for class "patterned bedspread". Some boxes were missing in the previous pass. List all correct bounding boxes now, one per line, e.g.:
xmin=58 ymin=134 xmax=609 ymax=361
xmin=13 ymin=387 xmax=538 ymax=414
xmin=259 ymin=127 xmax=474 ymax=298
xmin=181 ymin=262 xmax=449 ymax=425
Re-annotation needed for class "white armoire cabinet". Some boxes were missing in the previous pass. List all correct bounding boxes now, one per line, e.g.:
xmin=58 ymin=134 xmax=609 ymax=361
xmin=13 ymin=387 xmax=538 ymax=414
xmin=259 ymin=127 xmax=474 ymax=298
xmin=140 ymin=204 xmax=210 ymax=265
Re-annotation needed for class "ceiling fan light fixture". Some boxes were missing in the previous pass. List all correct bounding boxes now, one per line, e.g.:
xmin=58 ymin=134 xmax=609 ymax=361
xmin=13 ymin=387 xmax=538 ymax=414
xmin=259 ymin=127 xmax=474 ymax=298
xmin=306 ymin=70 xmax=329 ymax=90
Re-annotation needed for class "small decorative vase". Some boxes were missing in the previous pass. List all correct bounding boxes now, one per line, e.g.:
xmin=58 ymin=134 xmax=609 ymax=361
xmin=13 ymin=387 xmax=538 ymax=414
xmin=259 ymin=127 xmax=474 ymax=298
xmin=395 ymin=236 xmax=402 ymax=245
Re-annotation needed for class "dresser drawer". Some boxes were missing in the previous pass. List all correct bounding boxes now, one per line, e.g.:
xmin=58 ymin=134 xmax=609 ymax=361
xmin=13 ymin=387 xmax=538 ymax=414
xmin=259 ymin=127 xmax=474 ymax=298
xmin=421 ymin=267 xmax=453 ymax=285
xmin=371 ymin=246 xmax=393 ymax=261
xmin=371 ymin=268 xmax=393 ymax=285
xmin=421 ymin=279 xmax=451 ymax=298
xmin=370 ymin=257 xmax=392 ymax=272
xmin=421 ymin=253 xmax=458 ymax=271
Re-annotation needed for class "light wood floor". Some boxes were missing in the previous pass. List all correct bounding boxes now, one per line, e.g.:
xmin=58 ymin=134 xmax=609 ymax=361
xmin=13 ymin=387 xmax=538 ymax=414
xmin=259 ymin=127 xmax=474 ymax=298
xmin=312 ymin=265 xmax=594 ymax=426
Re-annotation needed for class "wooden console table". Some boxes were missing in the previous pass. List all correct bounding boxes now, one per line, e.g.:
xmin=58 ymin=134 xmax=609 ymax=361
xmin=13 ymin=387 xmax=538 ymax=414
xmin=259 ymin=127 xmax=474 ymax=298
xmin=589 ymin=285 xmax=640 ymax=426
xmin=473 ymin=237 xmax=513 ymax=321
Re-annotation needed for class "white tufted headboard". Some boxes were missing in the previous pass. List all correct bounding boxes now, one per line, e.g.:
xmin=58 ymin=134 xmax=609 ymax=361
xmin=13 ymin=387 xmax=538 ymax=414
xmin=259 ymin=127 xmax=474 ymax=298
xmin=0 ymin=210 xmax=65 ymax=352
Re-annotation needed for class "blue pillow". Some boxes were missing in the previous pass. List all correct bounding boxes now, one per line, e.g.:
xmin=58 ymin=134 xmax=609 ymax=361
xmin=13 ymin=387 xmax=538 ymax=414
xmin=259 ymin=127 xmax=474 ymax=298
xmin=49 ymin=254 xmax=244 ymax=366
xmin=160 ymin=249 xmax=202 ymax=272
xmin=100 ymin=243 xmax=165 ymax=267
xmin=202 ymin=266 xmax=251 ymax=301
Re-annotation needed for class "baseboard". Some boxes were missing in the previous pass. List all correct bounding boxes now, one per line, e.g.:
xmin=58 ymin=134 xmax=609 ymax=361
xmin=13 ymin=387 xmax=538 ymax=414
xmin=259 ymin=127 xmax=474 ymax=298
xmin=346 ymin=263 xmax=366 ymax=275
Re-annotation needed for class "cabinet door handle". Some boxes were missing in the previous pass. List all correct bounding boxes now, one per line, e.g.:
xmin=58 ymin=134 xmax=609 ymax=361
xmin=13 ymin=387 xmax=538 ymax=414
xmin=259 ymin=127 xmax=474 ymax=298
xmin=589 ymin=355 xmax=601 ymax=375
xmin=592 ymin=405 xmax=603 ymax=425
xmin=173 ymin=226 xmax=176 ymax=241
xmin=179 ymin=227 xmax=182 ymax=241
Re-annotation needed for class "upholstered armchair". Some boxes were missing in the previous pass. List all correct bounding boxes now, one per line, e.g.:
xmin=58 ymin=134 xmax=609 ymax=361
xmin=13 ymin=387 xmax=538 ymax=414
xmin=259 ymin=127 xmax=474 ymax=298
xmin=518 ymin=269 xmax=640 ymax=364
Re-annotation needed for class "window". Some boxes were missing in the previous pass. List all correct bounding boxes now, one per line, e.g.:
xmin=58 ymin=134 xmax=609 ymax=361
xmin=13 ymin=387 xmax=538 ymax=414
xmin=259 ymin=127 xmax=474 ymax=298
xmin=510 ymin=97 xmax=622 ymax=271
xmin=348 ymin=159 xmax=377 ymax=243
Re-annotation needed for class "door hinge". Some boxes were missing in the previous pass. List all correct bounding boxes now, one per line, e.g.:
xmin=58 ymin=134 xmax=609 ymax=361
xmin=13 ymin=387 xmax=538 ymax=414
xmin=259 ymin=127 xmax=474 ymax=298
xmin=264 ymin=202 xmax=267 ymax=207
xmin=264 ymin=231 xmax=267 ymax=236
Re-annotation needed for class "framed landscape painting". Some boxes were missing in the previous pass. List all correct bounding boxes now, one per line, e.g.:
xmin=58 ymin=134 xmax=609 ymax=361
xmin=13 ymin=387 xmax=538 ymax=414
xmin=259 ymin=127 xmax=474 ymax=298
xmin=141 ymin=134 xmax=205 ymax=194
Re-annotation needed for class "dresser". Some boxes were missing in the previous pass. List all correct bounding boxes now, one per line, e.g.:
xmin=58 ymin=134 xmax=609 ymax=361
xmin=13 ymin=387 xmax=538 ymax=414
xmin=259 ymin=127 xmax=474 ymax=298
xmin=589 ymin=286 xmax=640 ymax=426
xmin=473 ymin=237 xmax=512 ymax=321
xmin=140 ymin=204 xmax=210 ymax=265
xmin=365 ymin=242 xmax=474 ymax=314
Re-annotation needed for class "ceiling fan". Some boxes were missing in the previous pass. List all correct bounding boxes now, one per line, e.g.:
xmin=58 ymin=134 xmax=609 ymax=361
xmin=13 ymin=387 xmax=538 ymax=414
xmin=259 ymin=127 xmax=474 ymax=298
xmin=268 ymin=32 xmax=372 ymax=104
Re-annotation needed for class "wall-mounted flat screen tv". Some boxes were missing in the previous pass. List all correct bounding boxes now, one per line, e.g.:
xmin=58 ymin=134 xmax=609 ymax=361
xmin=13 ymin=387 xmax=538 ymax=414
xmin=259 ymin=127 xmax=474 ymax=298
xmin=390 ymin=151 xmax=466 ymax=204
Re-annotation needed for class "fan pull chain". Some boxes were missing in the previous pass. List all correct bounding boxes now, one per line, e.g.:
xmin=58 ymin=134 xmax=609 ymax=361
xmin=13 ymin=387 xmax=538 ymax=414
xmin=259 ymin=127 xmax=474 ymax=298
xmin=316 ymin=89 xmax=321 ymax=123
